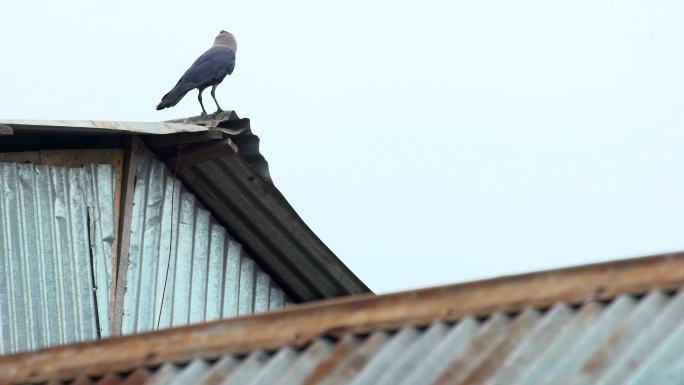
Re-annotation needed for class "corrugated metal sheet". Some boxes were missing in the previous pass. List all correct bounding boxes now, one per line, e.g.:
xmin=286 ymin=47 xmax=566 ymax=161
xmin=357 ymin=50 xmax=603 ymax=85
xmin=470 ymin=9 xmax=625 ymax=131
xmin=166 ymin=112 xmax=272 ymax=183
xmin=121 ymin=146 xmax=286 ymax=334
xmin=84 ymin=164 xmax=117 ymax=338
xmin=38 ymin=289 xmax=684 ymax=385
xmin=176 ymin=151 xmax=369 ymax=303
xmin=4 ymin=252 xmax=684 ymax=383
xmin=0 ymin=114 xmax=370 ymax=304
xmin=0 ymin=162 xmax=114 ymax=354
xmin=153 ymin=112 xmax=370 ymax=301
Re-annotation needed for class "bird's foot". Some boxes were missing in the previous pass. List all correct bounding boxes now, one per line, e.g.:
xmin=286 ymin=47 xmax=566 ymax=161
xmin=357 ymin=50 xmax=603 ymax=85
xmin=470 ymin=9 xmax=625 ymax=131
xmin=214 ymin=108 xmax=223 ymax=115
xmin=200 ymin=111 xmax=208 ymax=117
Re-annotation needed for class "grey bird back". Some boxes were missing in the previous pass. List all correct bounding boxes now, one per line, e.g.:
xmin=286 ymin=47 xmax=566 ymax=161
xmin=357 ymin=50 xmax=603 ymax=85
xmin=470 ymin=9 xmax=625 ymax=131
xmin=157 ymin=31 xmax=237 ymax=113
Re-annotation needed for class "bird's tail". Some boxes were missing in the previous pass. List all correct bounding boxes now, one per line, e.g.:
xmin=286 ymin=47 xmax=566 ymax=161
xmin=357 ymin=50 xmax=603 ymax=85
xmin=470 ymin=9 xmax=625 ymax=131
xmin=156 ymin=83 xmax=190 ymax=110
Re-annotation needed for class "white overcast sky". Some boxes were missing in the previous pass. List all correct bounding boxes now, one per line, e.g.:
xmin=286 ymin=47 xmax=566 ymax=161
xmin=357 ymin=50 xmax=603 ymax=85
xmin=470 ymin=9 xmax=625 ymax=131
xmin=2 ymin=1 xmax=683 ymax=293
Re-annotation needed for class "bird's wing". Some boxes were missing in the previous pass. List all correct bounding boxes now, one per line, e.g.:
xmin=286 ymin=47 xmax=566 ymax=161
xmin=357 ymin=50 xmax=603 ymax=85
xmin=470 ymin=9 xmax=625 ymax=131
xmin=157 ymin=47 xmax=235 ymax=110
xmin=179 ymin=47 xmax=235 ymax=86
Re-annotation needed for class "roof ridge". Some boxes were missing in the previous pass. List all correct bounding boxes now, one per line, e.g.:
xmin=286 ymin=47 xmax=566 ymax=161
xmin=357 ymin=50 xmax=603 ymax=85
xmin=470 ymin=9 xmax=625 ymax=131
xmin=2 ymin=251 xmax=684 ymax=383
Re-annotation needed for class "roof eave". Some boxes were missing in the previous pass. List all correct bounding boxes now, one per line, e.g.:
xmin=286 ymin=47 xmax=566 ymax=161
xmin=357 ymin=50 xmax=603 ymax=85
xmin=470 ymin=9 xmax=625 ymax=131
xmin=2 ymin=250 xmax=683 ymax=383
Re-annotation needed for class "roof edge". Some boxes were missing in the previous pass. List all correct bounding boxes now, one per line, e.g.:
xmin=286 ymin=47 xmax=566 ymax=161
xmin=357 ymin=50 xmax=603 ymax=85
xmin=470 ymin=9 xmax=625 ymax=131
xmin=0 ymin=119 xmax=209 ymax=135
xmin=2 ymin=250 xmax=684 ymax=383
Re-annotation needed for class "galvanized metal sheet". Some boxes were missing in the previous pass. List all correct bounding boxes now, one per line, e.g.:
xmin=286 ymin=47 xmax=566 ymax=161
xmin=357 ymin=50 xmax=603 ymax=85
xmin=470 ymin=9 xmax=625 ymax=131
xmin=56 ymin=290 xmax=684 ymax=384
xmin=0 ymin=119 xmax=208 ymax=135
xmin=121 ymin=147 xmax=286 ymax=334
xmin=0 ymin=114 xmax=370 ymax=304
xmin=0 ymin=162 xmax=114 ymax=354
xmin=84 ymin=164 xmax=116 ymax=338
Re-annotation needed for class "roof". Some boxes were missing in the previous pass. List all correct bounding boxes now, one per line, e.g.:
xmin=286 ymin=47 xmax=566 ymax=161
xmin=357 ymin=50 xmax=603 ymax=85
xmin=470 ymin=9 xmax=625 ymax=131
xmin=0 ymin=113 xmax=369 ymax=303
xmin=3 ymin=251 xmax=684 ymax=384
xmin=0 ymin=119 xmax=207 ymax=135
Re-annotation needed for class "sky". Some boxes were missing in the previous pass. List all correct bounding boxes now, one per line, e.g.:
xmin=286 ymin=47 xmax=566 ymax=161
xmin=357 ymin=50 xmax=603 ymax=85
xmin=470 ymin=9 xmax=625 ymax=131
xmin=1 ymin=1 xmax=683 ymax=294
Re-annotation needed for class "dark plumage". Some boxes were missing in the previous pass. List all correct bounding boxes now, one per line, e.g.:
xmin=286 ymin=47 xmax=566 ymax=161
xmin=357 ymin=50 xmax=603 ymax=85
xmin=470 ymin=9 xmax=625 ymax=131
xmin=157 ymin=31 xmax=237 ymax=115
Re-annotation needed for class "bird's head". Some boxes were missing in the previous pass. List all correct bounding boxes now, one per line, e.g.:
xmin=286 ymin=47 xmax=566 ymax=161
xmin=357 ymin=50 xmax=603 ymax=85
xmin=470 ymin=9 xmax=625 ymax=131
xmin=214 ymin=30 xmax=237 ymax=52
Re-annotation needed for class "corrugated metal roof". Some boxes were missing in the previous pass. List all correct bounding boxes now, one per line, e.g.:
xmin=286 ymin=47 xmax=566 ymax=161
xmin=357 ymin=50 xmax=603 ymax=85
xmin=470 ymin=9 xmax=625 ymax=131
xmin=0 ymin=162 xmax=114 ymax=354
xmin=146 ymin=113 xmax=369 ymax=301
xmin=12 ymin=290 xmax=684 ymax=384
xmin=175 ymin=155 xmax=368 ymax=302
xmin=121 ymin=146 xmax=286 ymax=334
xmin=0 ymin=113 xmax=370 ymax=303
xmin=3 ymin=251 xmax=684 ymax=384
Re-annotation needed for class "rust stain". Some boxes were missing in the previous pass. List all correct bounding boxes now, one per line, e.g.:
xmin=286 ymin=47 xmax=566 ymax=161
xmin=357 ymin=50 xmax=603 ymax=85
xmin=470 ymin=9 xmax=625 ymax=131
xmin=303 ymin=335 xmax=359 ymax=385
xmin=94 ymin=373 xmax=122 ymax=385
xmin=582 ymin=330 xmax=624 ymax=374
xmin=1 ymin=251 xmax=684 ymax=383
xmin=320 ymin=333 xmax=389 ymax=385
xmin=456 ymin=310 xmax=540 ymax=385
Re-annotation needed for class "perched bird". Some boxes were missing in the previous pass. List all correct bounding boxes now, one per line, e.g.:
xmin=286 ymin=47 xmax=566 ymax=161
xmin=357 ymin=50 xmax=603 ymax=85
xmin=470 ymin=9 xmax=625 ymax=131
xmin=157 ymin=31 xmax=237 ymax=115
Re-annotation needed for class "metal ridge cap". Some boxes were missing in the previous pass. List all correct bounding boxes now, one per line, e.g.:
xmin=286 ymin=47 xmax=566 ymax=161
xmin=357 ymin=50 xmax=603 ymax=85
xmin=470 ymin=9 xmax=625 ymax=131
xmin=2 ymin=250 xmax=684 ymax=383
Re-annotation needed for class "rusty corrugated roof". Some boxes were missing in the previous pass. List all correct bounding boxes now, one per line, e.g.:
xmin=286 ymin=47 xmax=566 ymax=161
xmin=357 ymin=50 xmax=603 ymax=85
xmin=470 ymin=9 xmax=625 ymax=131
xmin=2 ymin=251 xmax=684 ymax=384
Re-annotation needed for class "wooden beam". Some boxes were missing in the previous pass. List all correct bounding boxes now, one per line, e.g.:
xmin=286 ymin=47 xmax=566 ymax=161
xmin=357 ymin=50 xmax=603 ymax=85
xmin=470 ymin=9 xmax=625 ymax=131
xmin=0 ymin=149 xmax=118 ymax=166
xmin=112 ymin=137 xmax=139 ymax=336
xmin=39 ymin=149 xmax=120 ymax=166
xmin=163 ymin=139 xmax=237 ymax=170
xmin=0 ymin=151 xmax=40 ymax=163
xmin=2 ymin=251 xmax=684 ymax=383
xmin=141 ymin=130 xmax=224 ymax=148
xmin=109 ymin=150 xmax=125 ymax=336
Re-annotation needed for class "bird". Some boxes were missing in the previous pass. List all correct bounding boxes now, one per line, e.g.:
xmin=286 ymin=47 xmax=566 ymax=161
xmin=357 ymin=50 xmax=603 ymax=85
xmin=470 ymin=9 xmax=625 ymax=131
xmin=157 ymin=31 xmax=237 ymax=116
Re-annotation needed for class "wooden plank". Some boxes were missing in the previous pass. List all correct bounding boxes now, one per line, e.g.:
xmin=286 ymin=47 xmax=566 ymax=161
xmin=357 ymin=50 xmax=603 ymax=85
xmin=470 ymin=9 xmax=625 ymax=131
xmin=112 ymin=137 xmax=139 ymax=336
xmin=0 ymin=151 xmax=40 ymax=163
xmin=141 ymin=130 xmax=224 ymax=148
xmin=0 ymin=149 xmax=118 ymax=166
xmin=163 ymin=139 xmax=237 ymax=170
xmin=2 ymin=251 xmax=684 ymax=383
xmin=39 ymin=149 xmax=118 ymax=166
xmin=109 ymin=149 xmax=125 ymax=336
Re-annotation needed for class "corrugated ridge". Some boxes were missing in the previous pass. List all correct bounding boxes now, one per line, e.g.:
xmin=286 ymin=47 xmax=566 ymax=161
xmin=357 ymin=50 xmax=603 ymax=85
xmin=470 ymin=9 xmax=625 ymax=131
xmin=69 ymin=290 xmax=684 ymax=385
xmin=0 ymin=163 xmax=112 ymax=354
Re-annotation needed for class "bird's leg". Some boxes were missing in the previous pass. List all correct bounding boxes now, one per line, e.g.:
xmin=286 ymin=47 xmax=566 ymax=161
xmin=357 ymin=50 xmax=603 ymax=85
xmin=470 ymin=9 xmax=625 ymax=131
xmin=211 ymin=84 xmax=223 ymax=114
xmin=198 ymin=89 xmax=208 ymax=116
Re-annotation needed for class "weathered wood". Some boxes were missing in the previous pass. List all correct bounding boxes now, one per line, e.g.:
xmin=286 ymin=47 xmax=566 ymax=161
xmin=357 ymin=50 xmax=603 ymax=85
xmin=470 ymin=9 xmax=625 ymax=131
xmin=0 ymin=149 xmax=117 ymax=166
xmin=112 ymin=137 xmax=139 ymax=336
xmin=2 ymin=251 xmax=684 ymax=383
xmin=163 ymin=139 xmax=237 ymax=170
xmin=142 ymin=130 xmax=224 ymax=148
xmin=0 ymin=151 xmax=40 ymax=163
xmin=109 ymin=150 xmax=125 ymax=336
xmin=39 ymin=149 xmax=119 ymax=166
